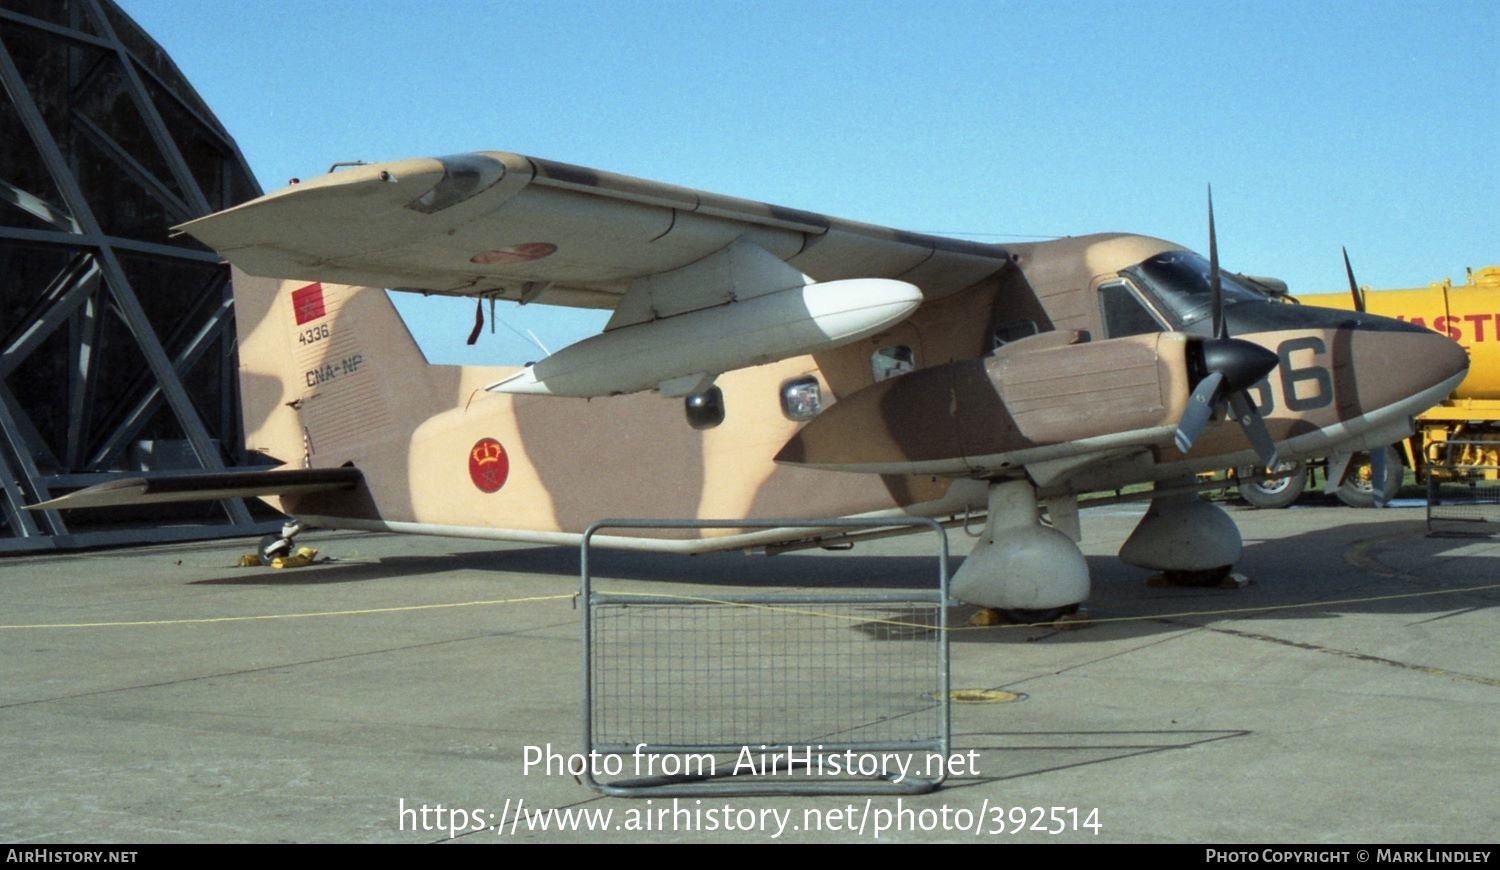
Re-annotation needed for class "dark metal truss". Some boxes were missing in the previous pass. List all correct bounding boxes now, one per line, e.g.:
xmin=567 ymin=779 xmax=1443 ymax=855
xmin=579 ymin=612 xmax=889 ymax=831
xmin=0 ymin=0 xmax=277 ymax=551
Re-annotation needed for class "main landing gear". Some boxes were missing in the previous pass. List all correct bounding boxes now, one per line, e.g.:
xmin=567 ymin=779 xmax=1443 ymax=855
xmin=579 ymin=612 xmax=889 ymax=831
xmin=1119 ymin=489 xmax=1243 ymax=585
xmin=952 ymin=479 xmax=1090 ymax=612
xmin=955 ymin=480 xmax=1251 ymax=622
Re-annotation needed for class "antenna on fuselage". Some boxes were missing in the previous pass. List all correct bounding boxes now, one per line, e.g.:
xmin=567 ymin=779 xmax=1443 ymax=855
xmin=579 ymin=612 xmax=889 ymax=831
xmin=1343 ymin=246 xmax=1366 ymax=313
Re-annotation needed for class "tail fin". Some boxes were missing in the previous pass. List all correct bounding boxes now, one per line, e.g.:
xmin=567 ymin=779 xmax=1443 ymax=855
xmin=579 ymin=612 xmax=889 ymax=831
xmin=231 ymin=267 xmax=431 ymax=466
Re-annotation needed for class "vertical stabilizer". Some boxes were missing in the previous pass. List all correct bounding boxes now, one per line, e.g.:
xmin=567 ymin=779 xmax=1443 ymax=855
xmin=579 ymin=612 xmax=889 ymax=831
xmin=230 ymin=267 xmax=431 ymax=467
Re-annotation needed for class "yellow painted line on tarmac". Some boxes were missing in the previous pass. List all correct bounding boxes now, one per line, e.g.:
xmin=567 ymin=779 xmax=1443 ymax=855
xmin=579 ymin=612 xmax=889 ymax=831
xmin=0 ymin=594 xmax=576 ymax=630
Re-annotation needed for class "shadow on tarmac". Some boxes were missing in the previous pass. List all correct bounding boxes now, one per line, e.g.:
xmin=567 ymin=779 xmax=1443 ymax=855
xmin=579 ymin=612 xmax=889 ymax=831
xmin=187 ymin=516 xmax=1498 ymax=645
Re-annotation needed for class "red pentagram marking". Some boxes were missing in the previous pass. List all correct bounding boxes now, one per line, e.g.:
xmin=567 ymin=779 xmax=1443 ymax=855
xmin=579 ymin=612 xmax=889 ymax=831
xmin=291 ymin=283 xmax=326 ymax=325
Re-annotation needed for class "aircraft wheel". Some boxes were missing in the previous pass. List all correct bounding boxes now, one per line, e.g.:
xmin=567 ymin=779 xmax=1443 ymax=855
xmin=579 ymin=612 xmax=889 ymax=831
xmin=1159 ymin=566 xmax=1233 ymax=587
xmin=1237 ymin=462 xmax=1307 ymax=509
xmin=1001 ymin=604 xmax=1080 ymax=625
xmin=257 ymin=532 xmax=293 ymax=566
xmin=1335 ymin=446 xmax=1402 ymax=508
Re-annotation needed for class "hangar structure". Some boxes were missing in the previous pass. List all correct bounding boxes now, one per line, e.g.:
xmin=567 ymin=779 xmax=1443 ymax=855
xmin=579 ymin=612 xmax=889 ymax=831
xmin=0 ymin=0 xmax=271 ymax=552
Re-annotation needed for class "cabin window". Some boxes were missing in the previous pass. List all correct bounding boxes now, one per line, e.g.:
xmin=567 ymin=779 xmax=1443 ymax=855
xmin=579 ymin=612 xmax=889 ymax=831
xmin=684 ymin=386 xmax=725 ymax=430
xmin=780 ymin=377 xmax=822 ymax=421
xmin=872 ymin=345 xmax=914 ymax=382
xmin=1099 ymin=281 xmax=1167 ymax=338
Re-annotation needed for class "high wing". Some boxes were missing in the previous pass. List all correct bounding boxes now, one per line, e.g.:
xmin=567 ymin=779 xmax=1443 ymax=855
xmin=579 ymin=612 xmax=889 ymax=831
xmin=178 ymin=152 xmax=1010 ymax=325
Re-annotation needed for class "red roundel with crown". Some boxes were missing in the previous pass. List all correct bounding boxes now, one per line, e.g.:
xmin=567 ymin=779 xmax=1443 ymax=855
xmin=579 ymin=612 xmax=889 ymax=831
xmin=467 ymin=438 xmax=510 ymax=493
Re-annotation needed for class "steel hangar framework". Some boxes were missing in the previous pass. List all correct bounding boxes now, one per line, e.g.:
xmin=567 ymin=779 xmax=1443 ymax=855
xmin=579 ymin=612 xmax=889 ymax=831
xmin=0 ymin=0 xmax=272 ymax=552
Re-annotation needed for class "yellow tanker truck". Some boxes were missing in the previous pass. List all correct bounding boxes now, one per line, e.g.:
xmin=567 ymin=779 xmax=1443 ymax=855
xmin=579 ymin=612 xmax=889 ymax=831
xmin=1237 ymin=265 xmax=1500 ymax=508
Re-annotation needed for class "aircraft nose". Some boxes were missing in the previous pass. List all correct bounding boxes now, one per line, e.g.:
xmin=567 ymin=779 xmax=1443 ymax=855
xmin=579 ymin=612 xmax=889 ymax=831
xmin=1336 ymin=322 xmax=1468 ymax=416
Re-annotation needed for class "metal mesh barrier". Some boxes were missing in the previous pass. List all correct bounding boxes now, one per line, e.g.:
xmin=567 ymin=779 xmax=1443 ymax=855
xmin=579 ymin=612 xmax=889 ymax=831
xmin=1428 ymin=478 xmax=1500 ymax=533
xmin=1426 ymin=437 xmax=1500 ymax=535
xmin=581 ymin=518 xmax=950 ymax=797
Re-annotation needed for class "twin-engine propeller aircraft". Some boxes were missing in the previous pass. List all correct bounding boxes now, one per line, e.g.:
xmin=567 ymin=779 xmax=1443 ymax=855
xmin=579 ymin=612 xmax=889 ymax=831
xmin=34 ymin=152 xmax=1467 ymax=612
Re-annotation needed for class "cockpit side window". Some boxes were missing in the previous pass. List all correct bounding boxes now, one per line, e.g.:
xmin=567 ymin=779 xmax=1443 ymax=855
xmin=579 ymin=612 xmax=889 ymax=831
xmin=1098 ymin=280 xmax=1168 ymax=338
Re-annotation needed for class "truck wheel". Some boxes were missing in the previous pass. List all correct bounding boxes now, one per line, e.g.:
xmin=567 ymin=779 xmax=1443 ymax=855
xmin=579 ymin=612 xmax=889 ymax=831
xmin=1335 ymin=446 xmax=1403 ymax=508
xmin=1237 ymin=463 xmax=1307 ymax=509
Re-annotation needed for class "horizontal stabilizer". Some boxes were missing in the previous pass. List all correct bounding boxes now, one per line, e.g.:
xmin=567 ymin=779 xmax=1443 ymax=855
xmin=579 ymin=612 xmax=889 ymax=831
xmin=27 ymin=467 xmax=363 ymax=511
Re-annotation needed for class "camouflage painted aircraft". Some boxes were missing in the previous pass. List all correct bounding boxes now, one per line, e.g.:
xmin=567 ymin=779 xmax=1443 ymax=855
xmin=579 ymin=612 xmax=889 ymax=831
xmin=35 ymin=152 xmax=1468 ymax=612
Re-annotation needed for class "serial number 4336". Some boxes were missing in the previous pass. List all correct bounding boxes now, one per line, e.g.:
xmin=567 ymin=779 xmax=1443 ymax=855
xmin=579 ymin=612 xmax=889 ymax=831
xmin=298 ymin=323 xmax=331 ymax=345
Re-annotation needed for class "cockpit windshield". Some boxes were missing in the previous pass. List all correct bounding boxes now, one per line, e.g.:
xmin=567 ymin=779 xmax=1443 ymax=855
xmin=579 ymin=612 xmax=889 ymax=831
xmin=1124 ymin=250 xmax=1265 ymax=329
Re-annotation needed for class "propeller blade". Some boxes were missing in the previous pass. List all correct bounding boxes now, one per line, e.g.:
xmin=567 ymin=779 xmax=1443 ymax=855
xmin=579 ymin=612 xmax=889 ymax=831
xmin=1175 ymin=369 xmax=1225 ymax=454
xmin=1343 ymin=246 xmax=1364 ymax=313
xmin=1369 ymin=447 xmax=1388 ymax=507
xmin=1324 ymin=450 xmax=1354 ymax=494
xmin=1228 ymin=391 xmax=1278 ymax=468
xmin=1208 ymin=186 xmax=1225 ymax=339
xmin=1178 ymin=194 xmax=1284 ymax=466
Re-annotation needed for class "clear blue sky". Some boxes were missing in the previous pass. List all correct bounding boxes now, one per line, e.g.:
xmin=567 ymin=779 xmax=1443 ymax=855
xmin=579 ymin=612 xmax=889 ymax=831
xmin=117 ymin=0 xmax=1498 ymax=364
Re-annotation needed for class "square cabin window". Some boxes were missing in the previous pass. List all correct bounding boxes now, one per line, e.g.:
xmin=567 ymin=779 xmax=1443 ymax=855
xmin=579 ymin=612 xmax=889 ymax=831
xmin=780 ymin=377 xmax=822 ymax=421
